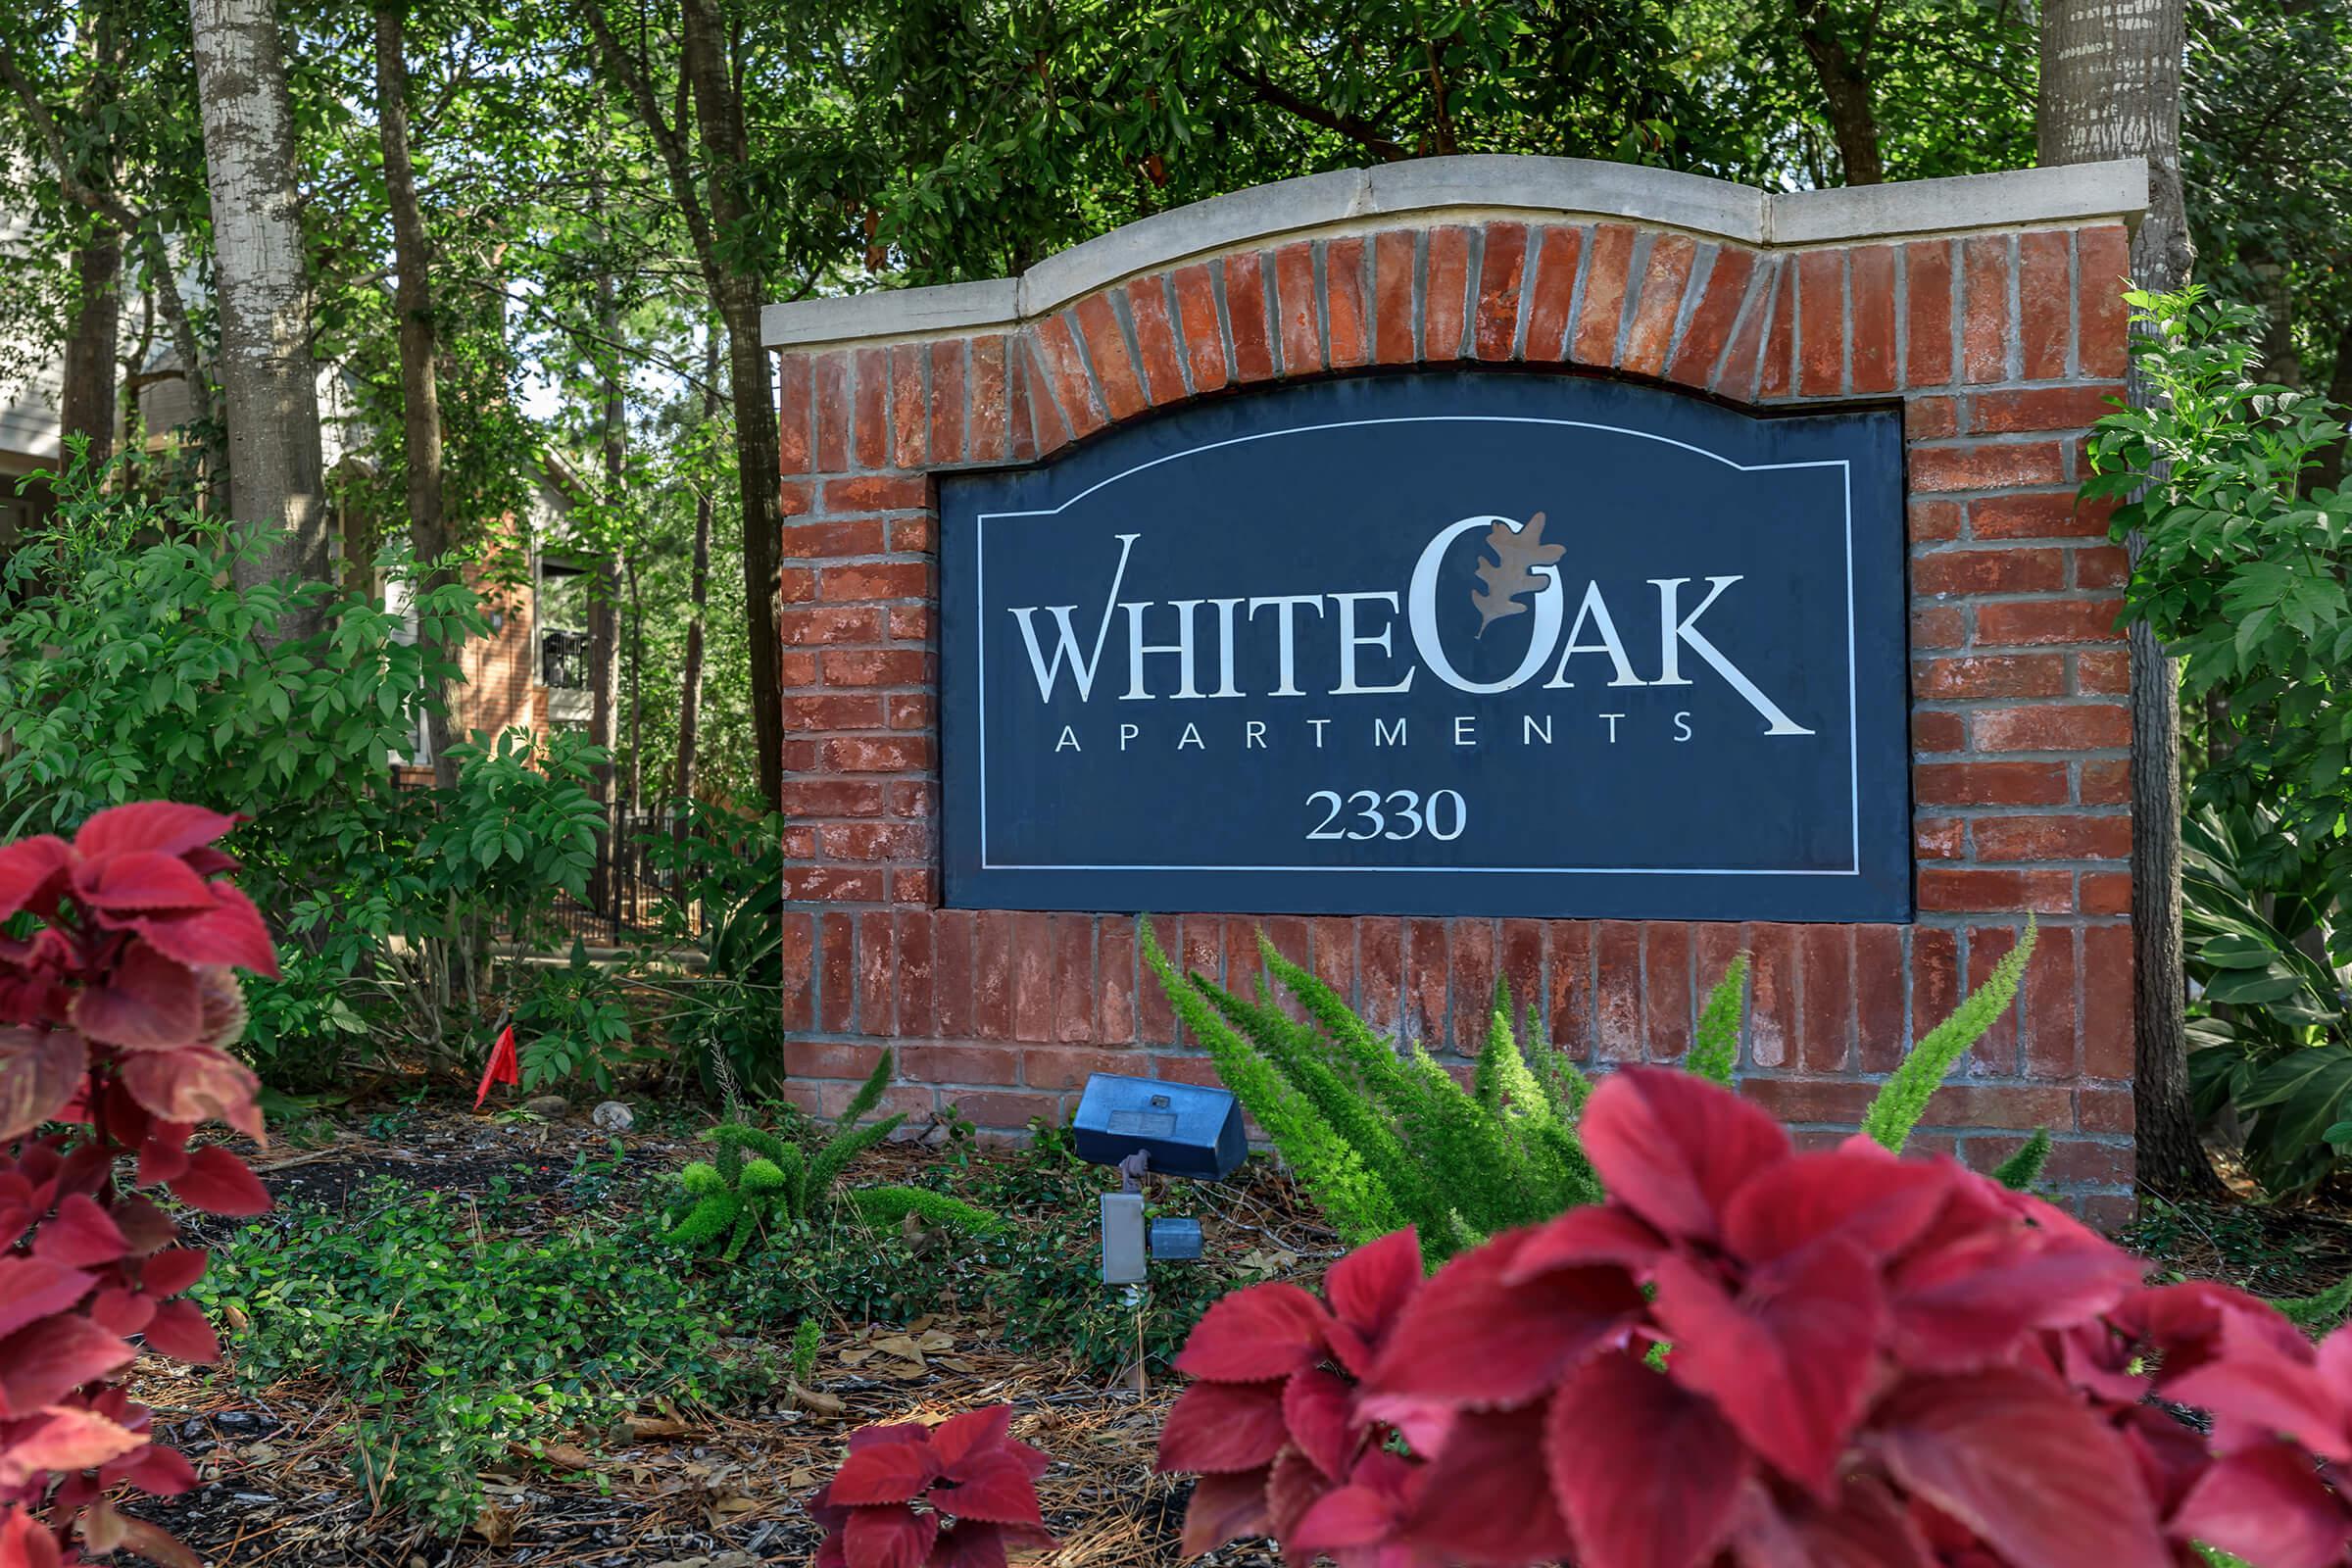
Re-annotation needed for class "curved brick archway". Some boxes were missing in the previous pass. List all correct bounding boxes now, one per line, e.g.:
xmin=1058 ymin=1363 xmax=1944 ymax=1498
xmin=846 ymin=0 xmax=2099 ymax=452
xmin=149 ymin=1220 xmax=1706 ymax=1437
xmin=763 ymin=156 xmax=2148 ymax=1222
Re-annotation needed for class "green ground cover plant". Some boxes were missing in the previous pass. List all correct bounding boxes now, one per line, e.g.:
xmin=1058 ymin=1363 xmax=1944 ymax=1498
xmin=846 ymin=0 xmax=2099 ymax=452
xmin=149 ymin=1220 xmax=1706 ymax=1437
xmin=197 ymin=1179 xmax=774 ymax=1536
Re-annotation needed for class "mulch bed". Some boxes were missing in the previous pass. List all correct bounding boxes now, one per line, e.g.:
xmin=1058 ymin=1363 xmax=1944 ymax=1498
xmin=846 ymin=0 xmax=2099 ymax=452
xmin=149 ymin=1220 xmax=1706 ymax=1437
xmin=120 ymin=1104 xmax=1308 ymax=1567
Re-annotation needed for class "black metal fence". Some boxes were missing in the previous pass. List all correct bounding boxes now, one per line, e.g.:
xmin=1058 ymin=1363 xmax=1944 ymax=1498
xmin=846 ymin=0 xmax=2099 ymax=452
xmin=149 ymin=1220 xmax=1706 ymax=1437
xmin=392 ymin=774 xmax=704 ymax=950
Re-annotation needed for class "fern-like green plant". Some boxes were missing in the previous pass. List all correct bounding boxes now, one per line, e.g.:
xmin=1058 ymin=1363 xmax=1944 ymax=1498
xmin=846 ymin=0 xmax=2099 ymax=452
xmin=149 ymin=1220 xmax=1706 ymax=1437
xmin=1686 ymin=956 xmax=1749 ymax=1086
xmin=1147 ymin=915 xmax=2052 ymax=1264
xmin=1860 ymin=923 xmax=2038 ymax=1153
xmin=791 ymin=1318 xmax=824 ymax=1386
xmin=662 ymin=1052 xmax=911 ymax=1260
xmin=844 ymin=1185 xmax=1003 ymax=1236
xmin=1990 ymin=1128 xmax=2051 ymax=1191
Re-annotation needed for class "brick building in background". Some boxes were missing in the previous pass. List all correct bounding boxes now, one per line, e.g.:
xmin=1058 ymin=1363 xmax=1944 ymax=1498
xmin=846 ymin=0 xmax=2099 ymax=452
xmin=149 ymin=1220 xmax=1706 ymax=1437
xmin=760 ymin=156 xmax=2149 ymax=1223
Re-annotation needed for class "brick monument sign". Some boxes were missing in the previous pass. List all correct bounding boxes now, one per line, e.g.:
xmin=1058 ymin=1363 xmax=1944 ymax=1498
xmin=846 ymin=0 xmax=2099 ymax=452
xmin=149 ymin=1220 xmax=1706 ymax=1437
xmin=762 ymin=155 xmax=2150 ymax=1222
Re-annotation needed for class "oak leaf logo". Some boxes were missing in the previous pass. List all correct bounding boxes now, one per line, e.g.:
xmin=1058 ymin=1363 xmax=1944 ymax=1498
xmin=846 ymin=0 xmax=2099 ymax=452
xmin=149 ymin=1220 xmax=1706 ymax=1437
xmin=1470 ymin=512 xmax=1564 ymax=636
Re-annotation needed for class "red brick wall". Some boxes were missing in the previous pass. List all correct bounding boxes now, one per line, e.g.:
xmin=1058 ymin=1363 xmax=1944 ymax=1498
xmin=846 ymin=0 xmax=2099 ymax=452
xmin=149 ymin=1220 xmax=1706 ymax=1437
xmin=772 ymin=218 xmax=2137 ymax=1222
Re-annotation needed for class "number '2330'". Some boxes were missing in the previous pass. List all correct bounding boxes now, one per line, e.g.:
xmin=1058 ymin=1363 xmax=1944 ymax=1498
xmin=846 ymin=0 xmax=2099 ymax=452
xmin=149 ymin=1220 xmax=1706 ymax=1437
xmin=1305 ymin=789 xmax=1467 ymax=842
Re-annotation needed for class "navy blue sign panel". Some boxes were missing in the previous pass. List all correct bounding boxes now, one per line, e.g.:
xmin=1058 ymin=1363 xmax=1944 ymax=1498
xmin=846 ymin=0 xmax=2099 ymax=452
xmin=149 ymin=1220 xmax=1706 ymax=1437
xmin=939 ymin=370 xmax=1910 ymax=922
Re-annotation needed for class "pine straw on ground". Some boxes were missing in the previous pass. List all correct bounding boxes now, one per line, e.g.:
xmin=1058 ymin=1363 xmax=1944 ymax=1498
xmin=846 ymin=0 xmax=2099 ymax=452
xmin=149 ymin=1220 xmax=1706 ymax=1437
xmin=120 ymin=1102 xmax=1314 ymax=1568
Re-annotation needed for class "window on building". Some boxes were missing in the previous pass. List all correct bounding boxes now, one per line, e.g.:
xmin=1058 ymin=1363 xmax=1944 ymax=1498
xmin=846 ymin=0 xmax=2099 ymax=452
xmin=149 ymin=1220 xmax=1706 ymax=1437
xmin=537 ymin=559 xmax=592 ymax=690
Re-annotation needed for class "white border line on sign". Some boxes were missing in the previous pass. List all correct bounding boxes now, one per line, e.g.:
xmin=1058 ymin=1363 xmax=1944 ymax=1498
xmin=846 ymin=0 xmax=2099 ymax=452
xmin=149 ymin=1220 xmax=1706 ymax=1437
xmin=971 ymin=415 xmax=1861 ymax=877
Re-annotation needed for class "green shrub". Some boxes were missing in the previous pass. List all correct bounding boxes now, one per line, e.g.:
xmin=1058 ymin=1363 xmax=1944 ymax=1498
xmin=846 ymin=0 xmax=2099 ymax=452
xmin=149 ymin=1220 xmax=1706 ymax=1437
xmin=198 ymin=1180 xmax=771 ymax=1536
xmin=2181 ymin=803 xmax=2352 ymax=1196
xmin=1148 ymin=917 xmax=2042 ymax=1262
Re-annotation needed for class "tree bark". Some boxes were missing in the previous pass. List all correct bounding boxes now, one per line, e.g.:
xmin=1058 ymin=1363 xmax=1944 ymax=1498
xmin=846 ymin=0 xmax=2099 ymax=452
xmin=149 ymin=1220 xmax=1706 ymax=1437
xmin=588 ymin=264 xmax=627 ymax=909
xmin=1793 ymin=0 xmax=1885 ymax=184
xmin=189 ymin=0 xmax=328 ymax=631
xmin=2317 ymin=313 xmax=2352 ymax=493
xmin=678 ymin=0 xmax=784 ymax=813
xmin=673 ymin=325 xmax=716 ymax=808
xmin=374 ymin=3 xmax=458 ymax=787
xmin=2037 ymin=0 xmax=2215 ymax=1197
xmin=61 ymin=229 xmax=122 ymax=466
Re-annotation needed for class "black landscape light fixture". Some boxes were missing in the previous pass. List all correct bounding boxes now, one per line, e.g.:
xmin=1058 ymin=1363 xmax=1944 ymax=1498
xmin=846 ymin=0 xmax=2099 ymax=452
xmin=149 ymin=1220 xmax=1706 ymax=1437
xmin=1070 ymin=1073 xmax=1244 ymax=1285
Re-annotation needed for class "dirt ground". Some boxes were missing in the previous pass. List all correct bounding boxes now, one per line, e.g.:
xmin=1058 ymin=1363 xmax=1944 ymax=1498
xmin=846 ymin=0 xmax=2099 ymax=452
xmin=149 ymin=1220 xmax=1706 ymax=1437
xmin=119 ymin=1104 xmax=1305 ymax=1568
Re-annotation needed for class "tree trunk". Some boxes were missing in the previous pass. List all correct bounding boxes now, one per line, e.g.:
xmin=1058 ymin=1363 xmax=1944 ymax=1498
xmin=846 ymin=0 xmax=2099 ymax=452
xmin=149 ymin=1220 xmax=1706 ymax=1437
xmin=2317 ymin=313 xmax=2352 ymax=494
xmin=189 ymin=0 xmax=328 ymax=632
xmin=2037 ymin=0 xmax=2214 ymax=1198
xmin=589 ymin=268 xmax=626 ymax=909
xmin=673 ymin=325 xmax=715 ymax=808
xmin=374 ymin=3 xmax=458 ymax=788
xmin=680 ymin=0 xmax=784 ymax=813
xmin=1793 ymin=0 xmax=1885 ymax=184
xmin=61 ymin=229 xmax=122 ymax=466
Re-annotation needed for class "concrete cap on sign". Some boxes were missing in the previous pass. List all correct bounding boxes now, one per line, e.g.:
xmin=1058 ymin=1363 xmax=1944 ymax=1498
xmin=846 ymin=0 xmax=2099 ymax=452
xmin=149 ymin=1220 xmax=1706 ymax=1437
xmin=761 ymin=155 xmax=2148 ymax=350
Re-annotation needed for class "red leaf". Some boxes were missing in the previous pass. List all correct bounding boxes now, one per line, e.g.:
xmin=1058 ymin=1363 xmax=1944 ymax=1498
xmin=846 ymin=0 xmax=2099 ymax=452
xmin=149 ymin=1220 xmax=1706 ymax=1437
xmin=142 ymin=1247 xmax=209 ymax=1298
xmin=1889 ymin=1226 xmax=2141 ymax=1373
xmin=1649 ymin=1239 xmax=1884 ymax=1494
xmin=0 ymin=1027 xmax=87 ymax=1145
xmin=117 ymin=1442 xmax=197 ymax=1497
xmin=1579 ymin=1068 xmax=1790 ymax=1246
xmin=0 ymin=1314 xmax=137 ymax=1415
xmin=1504 ymin=1204 xmax=1668 ymax=1284
xmin=69 ymin=942 xmax=200 ymax=1052
xmin=2170 ymin=1442 xmax=2349 ymax=1568
xmin=109 ymin=1518 xmax=202 ymax=1568
xmin=0 ymin=1257 xmax=95 ymax=1340
xmin=1180 ymin=1467 xmax=1271 ymax=1557
xmin=1723 ymin=1148 xmax=1952 ymax=1265
xmin=2163 ymin=1313 xmax=2347 ymax=1463
xmin=928 ymin=1406 xmax=1011 ymax=1478
xmin=108 ymin=1196 xmax=178 ymax=1255
xmin=928 ymin=1452 xmax=1045 ymax=1528
xmin=829 ymin=1440 xmax=943 ymax=1505
xmin=131 ymin=884 xmax=279 ymax=977
xmin=136 ymin=1129 xmax=192 ymax=1188
xmin=34 ymin=1194 xmax=127 ymax=1268
xmin=1266 ymin=1446 xmax=1332 ymax=1540
xmin=1290 ymin=1480 xmax=1405 ymax=1553
xmin=1282 ymin=1366 xmax=1357 ymax=1483
xmin=1172 ymin=1282 xmax=1331 ymax=1384
xmin=1365 ymin=1228 xmax=1643 ymax=1412
xmin=1399 ymin=1402 xmax=1577 ymax=1565
xmin=0 ymin=836 xmax=71 ymax=924
xmin=140 ymin=1298 xmax=220 ymax=1365
xmin=844 ymin=1502 xmax=939 ymax=1568
xmin=72 ymin=804 xmax=238 ymax=862
xmin=88 ymin=1288 xmax=157 ymax=1338
xmin=0 ymin=1505 xmax=66 ymax=1568
xmin=1155 ymin=1379 xmax=1289 ymax=1475
xmin=1871 ymin=1370 xmax=2169 ymax=1568
xmin=928 ymin=1520 xmax=1054 ymax=1568
xmin=1324 ymin=1229 xmax=1423 ymax=1351
xmin=849 ymin=1421 xmax=929 ymax=1452
xmin=165 ymin=1146 xmax=270 ymax=1216
xmin=120 ymin=1049 xmax=264 ymax=1145
xmin=1730 ymin=1476 xmax=1935 ymax=1568
xmin=74 ymin=852 xmax=218 ymax=913
xmin=0 ymin=1403 xmax=144 ymax=1488
xmin=1543 ymin=1349 xmax=1749 ymax=1568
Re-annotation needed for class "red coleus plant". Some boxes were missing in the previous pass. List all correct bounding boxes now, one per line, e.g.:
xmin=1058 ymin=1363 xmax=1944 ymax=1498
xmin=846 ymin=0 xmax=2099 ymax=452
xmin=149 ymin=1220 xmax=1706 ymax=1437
xmin=1 ymin=803 xmax=276 ymax=1567
xmin=1158 ymin=1066 xmax=2352 ymax=1568
xmin=808 ymin=1405 xmax=1056 ymax=1568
